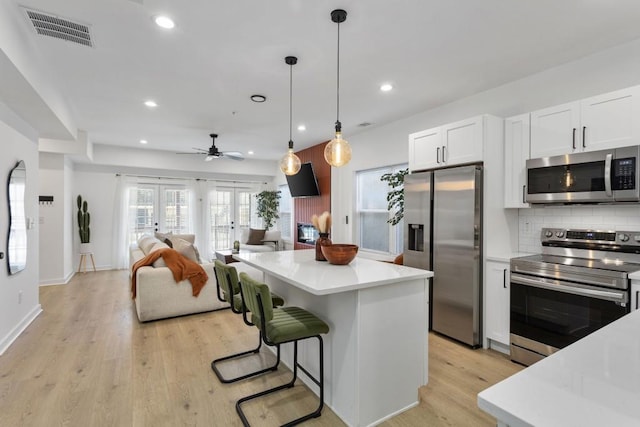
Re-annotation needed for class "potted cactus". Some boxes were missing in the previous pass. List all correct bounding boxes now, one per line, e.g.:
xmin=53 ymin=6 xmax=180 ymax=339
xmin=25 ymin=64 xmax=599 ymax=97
xmin=77 ymin=195 xmax=92 ymax=253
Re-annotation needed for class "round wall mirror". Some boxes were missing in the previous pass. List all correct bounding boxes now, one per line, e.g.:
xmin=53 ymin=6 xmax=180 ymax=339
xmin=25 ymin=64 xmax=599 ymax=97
xmin=7 ymin=160 xmax=27 ymax=275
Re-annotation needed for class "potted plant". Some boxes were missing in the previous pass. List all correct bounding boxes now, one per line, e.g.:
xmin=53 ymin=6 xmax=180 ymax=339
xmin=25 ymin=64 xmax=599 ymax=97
xmin=255 ymin=190 xmax=281 ymax=230
xmin=77 ymin=195 xmax=92 ymax=253
xmin=380 ymin=168 xmax=409 ymax=226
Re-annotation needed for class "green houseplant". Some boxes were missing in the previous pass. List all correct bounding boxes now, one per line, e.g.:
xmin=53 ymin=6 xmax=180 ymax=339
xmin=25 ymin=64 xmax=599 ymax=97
xmin=77 ymin=195 xmax=91 ymax=251
xmin=380 ymin=168 xmax=409 ymax=226
xmin=255 ymin=190 xmax=281 ymax=230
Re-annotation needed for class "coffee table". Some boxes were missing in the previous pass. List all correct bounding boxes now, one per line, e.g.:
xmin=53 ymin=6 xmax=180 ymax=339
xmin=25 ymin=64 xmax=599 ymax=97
xmin=215 ymin=249 xmax=245 ymax=264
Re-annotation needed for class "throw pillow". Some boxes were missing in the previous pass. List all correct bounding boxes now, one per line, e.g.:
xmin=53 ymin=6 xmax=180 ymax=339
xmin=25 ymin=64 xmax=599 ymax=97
xmin=154 ymin=231 xmax=172 ymax=241
xmin=139 ymin=235 xmax=160 ymax=254
xmin=246 ymin=228 xmax=266 ymax=245
xmin=171 ymin=234 xmax=195 ymax=244
xmin=171 ymin=237 xmax=199 ymax=263
xmin=149 ymin=241 xmax=170 ymax=267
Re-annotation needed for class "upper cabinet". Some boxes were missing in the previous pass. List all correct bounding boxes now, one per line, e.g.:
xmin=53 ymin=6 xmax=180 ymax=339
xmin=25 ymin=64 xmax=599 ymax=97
xmin=408 ymin=127 xmax=442 ymax=171
xmin=504 ymin=114 xmax=530 ymax=208
xmin=530 ymin=86 xmax=640 ymax=158
xmin=409 ymin=115 xmax=484 ymax=172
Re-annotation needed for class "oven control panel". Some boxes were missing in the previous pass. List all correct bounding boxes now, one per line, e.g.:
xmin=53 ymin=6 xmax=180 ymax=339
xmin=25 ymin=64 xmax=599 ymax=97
xmin=541 ymin=228 xmax=640 ymax=250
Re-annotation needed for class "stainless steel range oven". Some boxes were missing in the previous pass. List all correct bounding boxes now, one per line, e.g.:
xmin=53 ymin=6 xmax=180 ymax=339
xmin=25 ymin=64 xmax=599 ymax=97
xmin=510 ymin=228 xmax=640 ymax=366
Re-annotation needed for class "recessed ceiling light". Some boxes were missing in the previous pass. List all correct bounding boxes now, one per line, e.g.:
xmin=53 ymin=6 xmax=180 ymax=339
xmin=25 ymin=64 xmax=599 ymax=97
xmin=154 ymin=15 xmax=175 ymax=29
xmin=140 ymin=139 xmax=148 ymax=144
xmin=250 ymin=94 xmax=266 ymax=103
xmin=144 ymin=100 xmax=157 ymax=108
xmin=297 ymin=124 xmax=306 ymax=131
xmin=248 ymin=150 xmax=255 ymax=155
xmin=380 ymin=83 xmax=393 ymax=92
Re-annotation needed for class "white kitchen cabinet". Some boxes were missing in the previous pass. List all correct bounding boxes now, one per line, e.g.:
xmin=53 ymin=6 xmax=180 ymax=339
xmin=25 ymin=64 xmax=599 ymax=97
xmin=530 ymin=85 xmax=640 ymax=159
xmin=580 ymin=86 xmax=640 ymax=152
xmin=504 ymin=114 xmax=530 ymax=208
xmin=530 ymin=101 xmax=580 ymax=158
xmin=631 ymin=280 xmax=640 ymax=311
xmin=408 ymin=115 xmax=484 ymax=172
xmin=485 ymin=260 xmax=510 ymax=349
xmin=441 ymin=116 xmax=484 ymax=166
xmin=408 ymin=126 xmax=441 ymax=171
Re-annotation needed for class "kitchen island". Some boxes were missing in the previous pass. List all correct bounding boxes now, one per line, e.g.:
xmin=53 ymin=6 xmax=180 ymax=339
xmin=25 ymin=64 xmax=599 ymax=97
xmin=235 ymin=249 xmax=432 ymax=427
xmin=478 ymin=309 xmax=640 ymax=427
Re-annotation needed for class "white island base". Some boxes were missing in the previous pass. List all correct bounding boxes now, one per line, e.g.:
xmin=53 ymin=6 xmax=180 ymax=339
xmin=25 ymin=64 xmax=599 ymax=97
xmin=235 ymin=250 xmax=432 ymax=427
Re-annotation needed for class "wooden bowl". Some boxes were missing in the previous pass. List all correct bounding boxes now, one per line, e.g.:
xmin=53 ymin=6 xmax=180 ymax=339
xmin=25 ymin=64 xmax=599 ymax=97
xmin=321 ymin=244 xmax=359 ymax=265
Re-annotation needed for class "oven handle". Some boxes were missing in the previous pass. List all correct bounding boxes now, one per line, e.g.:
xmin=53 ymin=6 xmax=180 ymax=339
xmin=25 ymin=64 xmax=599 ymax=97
xmin=511 ymin=273 xmax=628 ymax=303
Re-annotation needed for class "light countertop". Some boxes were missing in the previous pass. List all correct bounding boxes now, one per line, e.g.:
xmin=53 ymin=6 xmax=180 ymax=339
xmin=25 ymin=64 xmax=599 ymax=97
xmin=486 ymin=253 xmax=535 ymax=263
xmin=478 ymin=309 xmax=640 ymax=427
xmin=235 ymin=249 xmax=433 ymax=295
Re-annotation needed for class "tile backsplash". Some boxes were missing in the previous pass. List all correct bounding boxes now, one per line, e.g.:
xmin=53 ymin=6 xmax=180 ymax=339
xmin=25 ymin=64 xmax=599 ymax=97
xmin=518 ymin=205 xmax=640 ymax=253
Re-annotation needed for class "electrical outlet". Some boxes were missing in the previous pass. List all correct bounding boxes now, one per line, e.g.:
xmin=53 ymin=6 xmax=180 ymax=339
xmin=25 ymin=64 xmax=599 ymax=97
xmin=18 ymin=290 xmax=22 ymax=304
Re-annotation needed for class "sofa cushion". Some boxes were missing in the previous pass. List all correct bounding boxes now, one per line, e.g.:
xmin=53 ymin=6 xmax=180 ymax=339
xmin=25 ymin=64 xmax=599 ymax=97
xmin=264 ymin=230 xmax=281 ymax=242
xmin=149 ymin=241 xmax=171 ymax=267
xmin=171 ymin=237 xmax=200 ymax=263
xmin=138 ymin=235 xmax=161 ymax=255
xmin=246 ymin=228 xmax=266 ymax=245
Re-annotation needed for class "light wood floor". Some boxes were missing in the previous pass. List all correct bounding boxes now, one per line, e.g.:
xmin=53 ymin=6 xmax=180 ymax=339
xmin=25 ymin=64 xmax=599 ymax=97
xmin=0 ymin=270 xmax=522 ymax=426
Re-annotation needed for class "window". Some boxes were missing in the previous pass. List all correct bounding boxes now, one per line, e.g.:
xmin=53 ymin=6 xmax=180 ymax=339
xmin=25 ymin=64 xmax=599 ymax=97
xmin=209 ymin=188 xmax=255 ymax=251
xmin=278 ymin=184 xmax=292 ymax=241
xmin=127 ymin=184 xmax=191 ymax=244
xmin=356 ymin=164 xmax=407 ymax=254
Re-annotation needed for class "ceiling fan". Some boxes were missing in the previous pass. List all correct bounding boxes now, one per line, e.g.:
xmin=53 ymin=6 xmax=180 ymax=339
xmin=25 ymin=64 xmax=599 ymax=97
xmin=177 ymin=133 xmax=244 ymax=161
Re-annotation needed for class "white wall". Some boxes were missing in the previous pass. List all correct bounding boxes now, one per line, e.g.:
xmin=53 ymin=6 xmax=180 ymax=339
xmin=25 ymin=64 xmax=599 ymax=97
xmin=38 ymin=152 xmax=68 ymax=284
xmin=0 ymin=103 xmax=42 ymax=355
xmin=332 ymin=37 xmax=640 ymax=247
xmin=72 ymin=171 xmax=117 ymax=270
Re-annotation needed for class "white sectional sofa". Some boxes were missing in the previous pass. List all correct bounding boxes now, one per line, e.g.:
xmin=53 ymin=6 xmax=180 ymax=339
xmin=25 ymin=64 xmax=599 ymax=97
xmin=239 ymin=229 xmax=283 ymax=252
xmin=129 ymin=234 xmax=262 ymax=322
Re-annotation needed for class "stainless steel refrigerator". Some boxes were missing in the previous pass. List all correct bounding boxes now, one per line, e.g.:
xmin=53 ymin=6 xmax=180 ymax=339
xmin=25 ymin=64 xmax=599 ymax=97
xmin=404 ymin=164 xmax=483 ymax=347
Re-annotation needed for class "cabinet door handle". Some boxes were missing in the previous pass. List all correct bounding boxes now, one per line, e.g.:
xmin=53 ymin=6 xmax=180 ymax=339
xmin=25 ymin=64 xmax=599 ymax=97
xmin=522 ymin=185 xmax=526 ymax=204
xmin=572 ymin=128 xmax=576 ymax=149
xmin=636 ymin=290 xmax=639 ymax=310
xmin=582 ymin=126 xmax=586 ymax=148
xmin=503 ymin=268 xmax=508 ymax=288
xmin=442 ymin=146 xmax=446 ymax=163
xmin=436 ymin=147 xmax=440 ymax=163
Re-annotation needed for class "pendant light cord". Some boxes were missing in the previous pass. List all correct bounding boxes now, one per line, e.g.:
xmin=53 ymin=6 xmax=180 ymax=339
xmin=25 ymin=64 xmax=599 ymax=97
xmin=289 ymin=62 xmax=293 ymax=143
xmin=336 ymin=20 xmax=341 ymax=126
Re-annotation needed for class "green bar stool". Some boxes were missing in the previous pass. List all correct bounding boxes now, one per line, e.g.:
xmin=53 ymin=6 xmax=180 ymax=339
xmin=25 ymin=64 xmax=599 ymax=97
xmin=237 ymin=272 xmax=330 ymax=427
xmin=211 ymin=260 xmax=285 ymax=383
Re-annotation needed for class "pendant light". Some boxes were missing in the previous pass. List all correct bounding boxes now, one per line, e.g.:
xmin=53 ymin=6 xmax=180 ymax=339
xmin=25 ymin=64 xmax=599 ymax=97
xmin=279 ymin=56 xmax=302 ymax=175
xmin=324 ymin=9 xmax=351 ymax=168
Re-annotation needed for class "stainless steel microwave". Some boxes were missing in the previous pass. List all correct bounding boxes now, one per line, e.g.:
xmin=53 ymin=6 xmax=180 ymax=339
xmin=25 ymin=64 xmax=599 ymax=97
xmin=526 ymin=145 xmax=640 ymax=204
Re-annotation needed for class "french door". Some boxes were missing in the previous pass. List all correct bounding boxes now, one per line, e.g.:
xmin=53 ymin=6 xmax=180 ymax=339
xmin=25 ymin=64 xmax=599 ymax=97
xmin=209 ymin=187 xmax=254 ymax=250
xmin=128 ymin=184 xmax=191 ymax=243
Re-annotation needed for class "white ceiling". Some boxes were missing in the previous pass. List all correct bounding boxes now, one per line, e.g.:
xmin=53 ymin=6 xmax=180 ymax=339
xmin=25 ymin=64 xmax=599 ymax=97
xmin=12 ymin=0 xmax=640 ymax=160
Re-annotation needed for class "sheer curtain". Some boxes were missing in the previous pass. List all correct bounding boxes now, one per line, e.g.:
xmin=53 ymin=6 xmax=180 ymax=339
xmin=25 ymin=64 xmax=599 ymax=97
xmin=111 ymin=174 xmax=135 ymax=269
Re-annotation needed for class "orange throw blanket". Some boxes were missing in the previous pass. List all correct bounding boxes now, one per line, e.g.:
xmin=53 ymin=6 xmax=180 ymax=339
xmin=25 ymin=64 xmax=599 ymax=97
xmin=131 ymin=248 xmax=208 ymax=299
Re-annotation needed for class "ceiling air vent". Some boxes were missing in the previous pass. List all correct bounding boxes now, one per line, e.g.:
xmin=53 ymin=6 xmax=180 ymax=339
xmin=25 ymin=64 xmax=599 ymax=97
xmin=23 ymin=8 xmax=93 ymax=47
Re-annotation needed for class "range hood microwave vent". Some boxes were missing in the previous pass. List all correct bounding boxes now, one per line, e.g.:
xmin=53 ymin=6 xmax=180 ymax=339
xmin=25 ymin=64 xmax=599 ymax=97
xmin=23 ymin=8 xmax=93 ymax=48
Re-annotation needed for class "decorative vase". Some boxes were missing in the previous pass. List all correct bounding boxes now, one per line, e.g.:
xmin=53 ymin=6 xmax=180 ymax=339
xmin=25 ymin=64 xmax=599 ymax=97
xmin=315 ymin=233 xmax=332 ymax=261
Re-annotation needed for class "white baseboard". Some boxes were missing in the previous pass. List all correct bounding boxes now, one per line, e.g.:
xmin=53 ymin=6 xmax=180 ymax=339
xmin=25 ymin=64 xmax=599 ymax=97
xmin=0 ymin=304 xmax=43 ymax=355
xmin=39 ymin=269 xmax=75 ymax=286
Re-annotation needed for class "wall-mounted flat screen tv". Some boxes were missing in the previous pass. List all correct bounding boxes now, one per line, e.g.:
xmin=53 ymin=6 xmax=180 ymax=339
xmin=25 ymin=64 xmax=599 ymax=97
xmin=286 ymin=162 xmax=321 ymax=198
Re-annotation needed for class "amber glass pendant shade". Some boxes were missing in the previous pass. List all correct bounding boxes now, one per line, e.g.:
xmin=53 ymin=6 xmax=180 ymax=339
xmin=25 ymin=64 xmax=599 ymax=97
xmin=280 ymin=147 xmax=302 ymax=175
xmin=324 ymin=129 xmax=351 ymax=167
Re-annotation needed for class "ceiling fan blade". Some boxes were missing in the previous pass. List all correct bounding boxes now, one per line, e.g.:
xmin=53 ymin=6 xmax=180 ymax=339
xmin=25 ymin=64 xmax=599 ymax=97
xmin=222 ymin=151 xmax=245 ymax=161
xmin=192 ymin=147 xmax=209 ymax=153
xmin=176 ymin=152 xmax=206 ymax=155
